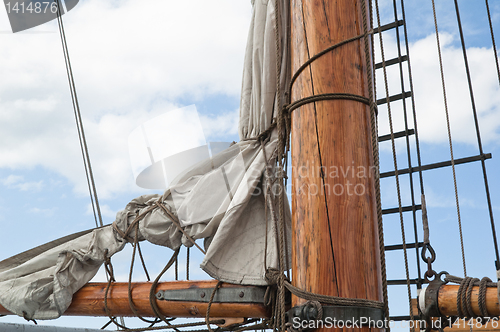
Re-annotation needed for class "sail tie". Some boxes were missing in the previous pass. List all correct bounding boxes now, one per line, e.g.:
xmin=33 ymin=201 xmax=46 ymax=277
xmin=111 ymin=194 xmax=206 ymax=255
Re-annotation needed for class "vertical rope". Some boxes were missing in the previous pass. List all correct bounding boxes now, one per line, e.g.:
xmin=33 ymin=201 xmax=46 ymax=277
xmin=54 ymin=0 xmax=103 ymax=228
xmin=273 ymin=0 xmax=287 ymax=330
xmin=175 ymin=255 xmax=178 ymax=281
xmin=400 ymin=0 xmax=431 ymax=290
xmin=431 ymin=0 xmax=467 ymax=277
xmin=136 ymin=242 xmax=151 ymax=282
xmin=186 ymin=247 xmax=190 ymax=280
xmin=484 ymin=0 xmax=500 ymax=270
xmin=453 ymin=0 xmax=499 ymax=274
xmin=485 ymin=0 xmax=500 ymax=88
xmin=362 ymin=0 xmax=389 ymax=324
xmin=392 ymin=0 xmax=424 ymax=288
xmin=127 ymin=224 xmax=158 ymax=324
xmin=205 ymin=281 xmax=223 ymax=332
xmin=148 ymin=248 xmax=180 ymax=325
xmin=103 ymin=250 xmax=129 ymax=331
xmin=400 ymin=0 xmax=426 ymax=195
xmin=374 ymin=0 xmax=414 ymax=328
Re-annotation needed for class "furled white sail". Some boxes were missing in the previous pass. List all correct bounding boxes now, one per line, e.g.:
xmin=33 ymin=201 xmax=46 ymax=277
xmin=0 ymin=0 xmax=291 ymax=320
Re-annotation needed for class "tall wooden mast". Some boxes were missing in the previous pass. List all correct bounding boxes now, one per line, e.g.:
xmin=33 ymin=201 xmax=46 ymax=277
xmin=290 ymin=0 xmax=383 ymax=330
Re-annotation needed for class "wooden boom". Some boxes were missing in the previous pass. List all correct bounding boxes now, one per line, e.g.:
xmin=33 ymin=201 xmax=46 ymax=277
xmin=420 ymin=284 xmax=500 ymax=317
xmin=0 ymin=281 xmax=270 ymax=318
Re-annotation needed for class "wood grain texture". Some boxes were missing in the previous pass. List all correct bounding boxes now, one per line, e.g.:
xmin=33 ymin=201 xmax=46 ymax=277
xmin=437 ymin=284 xmax=500 ymax=317
xmin=290 ymin=0 xmax=383 ymax=331
xmin=0 ymin=281 xmax=270 ymax=318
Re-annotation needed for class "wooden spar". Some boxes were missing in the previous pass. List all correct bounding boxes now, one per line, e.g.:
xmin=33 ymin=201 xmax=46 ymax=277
xmin=0 ymin=281 xmax=270 ymax=318
xmin=290 ymin=0 xmax=383 ymax=331
xmin=420 ymin=284 xmax=500 ymax=317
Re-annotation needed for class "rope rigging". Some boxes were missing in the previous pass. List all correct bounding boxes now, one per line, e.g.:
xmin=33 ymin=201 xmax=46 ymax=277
xmin=392 ymin=0 xmax=428 ymax=289
xmin=453 ymin=0 xmax=500 ymax=271
xmin=54 ymin=0 xmax=103 ymax=228
xmin=431 ymin=0 xmax=467 ymax=277
xmin=374 ymin=0 xmax=414 ymax=328
xmin=485 ymin=0 xmax=500 ymax=89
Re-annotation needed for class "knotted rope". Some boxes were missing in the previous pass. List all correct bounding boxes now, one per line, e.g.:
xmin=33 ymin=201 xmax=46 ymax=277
xmin=445 ymin=274 xmax=498 ymax=318
xmin=112 ymin=195 xmax=205 ymax=255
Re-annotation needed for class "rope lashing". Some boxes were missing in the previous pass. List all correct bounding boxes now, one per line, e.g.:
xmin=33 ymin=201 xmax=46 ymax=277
xmin=287 ymin=32 xmax=374 ymax=101
xmin=444 ymin=274 xmax=498 ymax=318
xmin=284 ymin=93 xmax=370 ymax=116
xmin=104 ymin=194 xmax=209 ymax=330
xmin=479 ymin=277 xmax=492 ymax=317
xmin=111 ymin=196 xmax=205 ymax=255
xmin=265 ymin=269 xmax=384 ymax=309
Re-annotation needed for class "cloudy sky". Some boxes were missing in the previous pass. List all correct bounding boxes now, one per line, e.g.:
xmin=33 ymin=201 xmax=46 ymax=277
xmin=0 ymin=0 xmax=499 ymax=329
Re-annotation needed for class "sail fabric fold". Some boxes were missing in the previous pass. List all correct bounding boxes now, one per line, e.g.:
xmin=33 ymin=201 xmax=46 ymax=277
xmin=0 ymin=226 xmax=125 ymax=319
xmin=0 ymin=0 xmax=290 ymax=320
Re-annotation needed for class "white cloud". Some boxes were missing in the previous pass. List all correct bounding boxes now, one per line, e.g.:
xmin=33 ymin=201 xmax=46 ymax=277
xmin=0 ymin=0 xmax=251 ymax=198
xmin=200 ymin=109 xmax=240 ymax=141
xmin=1 ymin=174 xmax=23 ymax=186
xmin=1 ymin=174 xmax=44 ymax=191
xmin=28 ymin=206 xmax=57 ymax=217
xmin=375 ymin=33 xmax=500 ymax=146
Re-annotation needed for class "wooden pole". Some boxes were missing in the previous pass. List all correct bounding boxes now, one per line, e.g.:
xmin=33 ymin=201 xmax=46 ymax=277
xmin=423 ymin=284 xmax=500 ymax=317
xmin=290 ymin=0 xmax=383 ymax=331
xmin=0 ymin=281 xmax=270 ymax=318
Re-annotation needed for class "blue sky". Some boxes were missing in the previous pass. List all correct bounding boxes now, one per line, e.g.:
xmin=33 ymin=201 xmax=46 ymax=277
xmin=0 ymin=0 xmax=499 ymax=330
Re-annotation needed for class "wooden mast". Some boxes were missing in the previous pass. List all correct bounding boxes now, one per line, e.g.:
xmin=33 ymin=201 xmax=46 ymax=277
xmin=290 ymin=0 xmax=383 ymax=330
